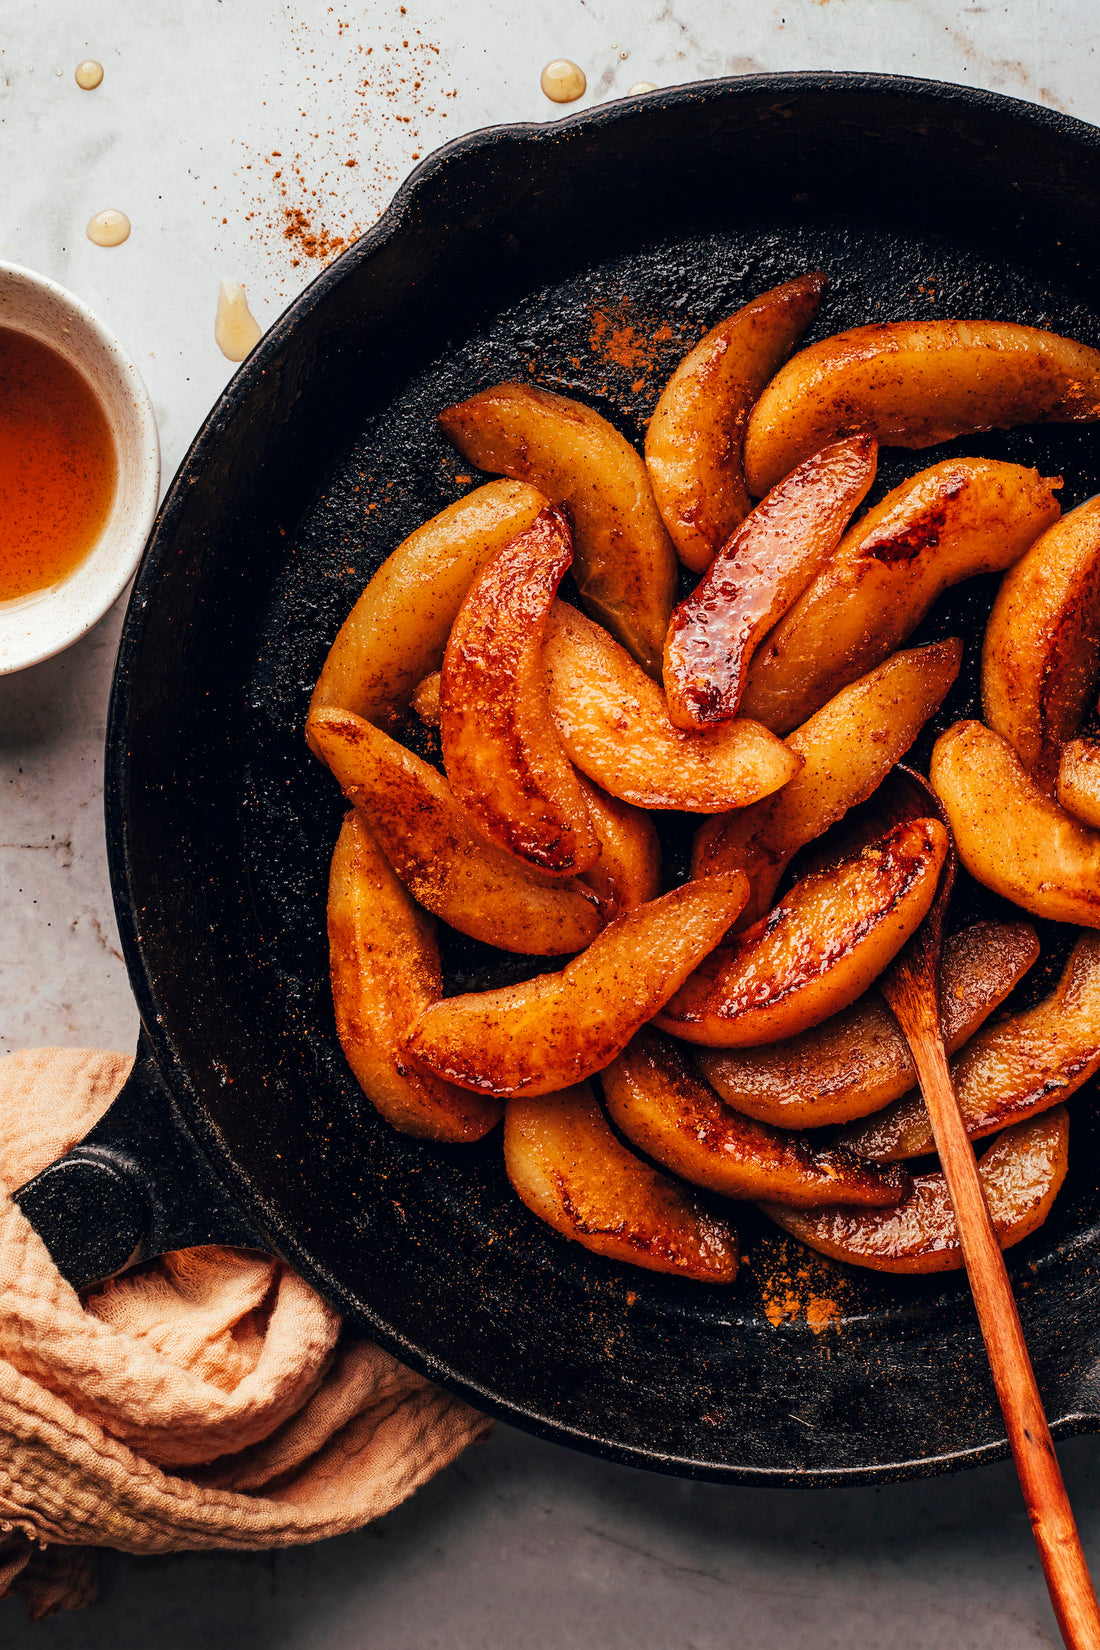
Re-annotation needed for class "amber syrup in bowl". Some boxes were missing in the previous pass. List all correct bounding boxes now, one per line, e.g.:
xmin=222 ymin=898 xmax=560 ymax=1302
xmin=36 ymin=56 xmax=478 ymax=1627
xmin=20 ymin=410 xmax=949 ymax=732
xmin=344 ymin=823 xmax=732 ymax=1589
xmin=0 ymin=262 xmax=159 ymax=673
xmin=0 ymin=328 xmax=118 ymax=603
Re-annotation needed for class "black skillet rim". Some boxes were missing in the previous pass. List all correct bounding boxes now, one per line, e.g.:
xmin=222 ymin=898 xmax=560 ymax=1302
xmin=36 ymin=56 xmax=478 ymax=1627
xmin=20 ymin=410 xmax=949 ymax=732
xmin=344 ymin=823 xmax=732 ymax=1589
xmin=105 ymin=71 xmax=1100 ymax=1486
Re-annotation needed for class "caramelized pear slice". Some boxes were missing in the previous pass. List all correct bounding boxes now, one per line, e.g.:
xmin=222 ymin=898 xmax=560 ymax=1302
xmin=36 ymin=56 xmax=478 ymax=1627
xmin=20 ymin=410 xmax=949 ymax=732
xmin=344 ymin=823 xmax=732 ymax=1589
xmin=743 ymin=317 xmax=1100 ymax=495
xmin=839 ymin=934 xmax=1100 ymax=1161
xmin=655 ymin=819 xmax=947 ymax=1047
xmin=406 ymin=872 xmax=749 ymax=1097
xmin=328 ymin=813 xmax=502 ymax=1141
xmin=740 ymin=458 xmax=1062 ymax=734
xmin=544 ymin=601 xmax=801 ymax=811
xmin=602 ymin=1030 xmax=912 ymax=1210
xmin=983 ymin=495 xmax=1100 ymax=794
xmin=575 ymin=775 xmax=662 ymax=919
xmin=1058 ymin=738 xmax=1100 ymax=829
xmin=504 ymin=1083 xmax=739 ymax=1280
xmin=309 ymin=479 xmax=546 ymax=733
xmin=438 ymin=382 xmax=677 ymax=676
xmin=931 ymin=719 xmax=1100 ymax=927
xmin=309 ymin=707 xmax=601 ymax=955
xmin=440 ymin=504 xmax=597 ymax=875
xmin=693 ymin=639 xmax=962 ymax=925
xmin=645 ymin=271 xmax=828 ymax=573
xmin=698 ymin=920 xmax=1039 ymax=1129
xmin=663 ymin=436 xmax=877 ymax=729
xmin=762 ymin=1108 xmax=1069 ymax=1274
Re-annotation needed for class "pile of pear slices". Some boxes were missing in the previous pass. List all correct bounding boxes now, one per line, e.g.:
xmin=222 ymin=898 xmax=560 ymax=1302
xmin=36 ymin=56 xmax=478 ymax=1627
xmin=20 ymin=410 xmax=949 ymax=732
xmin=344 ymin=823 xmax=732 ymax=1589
xmin=306 ymin=271 xmax=1100 ymax=1285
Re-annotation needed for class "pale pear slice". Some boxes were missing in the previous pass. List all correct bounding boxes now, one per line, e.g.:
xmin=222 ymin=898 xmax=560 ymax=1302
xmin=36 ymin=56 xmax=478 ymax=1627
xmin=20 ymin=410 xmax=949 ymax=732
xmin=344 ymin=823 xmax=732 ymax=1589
xmin=543 ymin=601 xmax=801 ymax=811
xmin=602 ymin=1030 xmax=912 ymax=1210
xmin=645 ymin=271 xmax=828 ymax=573
xmin=309 ymin=479 xmax=546 ymax=733
xmin=504 ymin=1083 xmax=739 ymax=1280
xmin=655 ymin=820 xmax=947 ymax=1047
xmin=743 ymin=317 xmax=1100 ymax=495
xmin=1058 ymin=738 xmax=1100 ymax=829
xmin=931 ymin=719 xmax=1100 ymax=927
xmin=309 ymin=706 xmax=601 ymax=955
xmin=693 ymin=639 xmax=962 ymax=926
xmin=983 ymin=495 xmax=1100 ymax=794
xmin=697 ymin=921 xmax=1039 ymax=1130
xmin=328 ymin=812 xmax=502 ymax=1141
xmin=838 ymin=934 xmax=1100 ymax=1162
xmin=740 ymin=458 xmax=1062 ymax=734
xmin=663 ymin=435 xmax=877 ymax=729
xmin=440 ymin=504 xmax=598 ymax=875
xmin=761 ymin=1108 xmax=1069 ymax=1274
xmin=405 ymin=872 xmax=749 ymax=1098
xmin=438 ymin=381 xmax=677 ymax=676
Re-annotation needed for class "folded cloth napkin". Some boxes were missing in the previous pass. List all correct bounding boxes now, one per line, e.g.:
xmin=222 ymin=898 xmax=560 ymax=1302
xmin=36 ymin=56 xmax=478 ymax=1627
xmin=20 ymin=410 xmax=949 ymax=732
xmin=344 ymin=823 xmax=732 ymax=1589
xmin=0 ymin=1048 xmax=492 ymax=1620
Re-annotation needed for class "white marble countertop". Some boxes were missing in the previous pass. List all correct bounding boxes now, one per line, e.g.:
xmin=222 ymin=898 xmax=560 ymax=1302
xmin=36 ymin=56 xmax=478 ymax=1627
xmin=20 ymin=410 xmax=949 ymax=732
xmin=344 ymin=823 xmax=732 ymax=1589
xmin=2 ymin=2 xmax=1099 ymax=1645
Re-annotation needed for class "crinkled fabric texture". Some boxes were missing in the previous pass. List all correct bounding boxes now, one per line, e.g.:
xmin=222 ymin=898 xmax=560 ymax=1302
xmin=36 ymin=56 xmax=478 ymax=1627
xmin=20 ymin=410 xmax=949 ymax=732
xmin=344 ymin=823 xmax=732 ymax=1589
xmin=0 ymin=1049 xmax=492 ymax=1621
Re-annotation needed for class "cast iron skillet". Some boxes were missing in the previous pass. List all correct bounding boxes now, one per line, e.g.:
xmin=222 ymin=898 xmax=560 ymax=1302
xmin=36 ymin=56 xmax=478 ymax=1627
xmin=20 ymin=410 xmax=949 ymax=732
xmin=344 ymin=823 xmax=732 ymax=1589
xmin=18 ymin=72 xmax=1100 ymax=1486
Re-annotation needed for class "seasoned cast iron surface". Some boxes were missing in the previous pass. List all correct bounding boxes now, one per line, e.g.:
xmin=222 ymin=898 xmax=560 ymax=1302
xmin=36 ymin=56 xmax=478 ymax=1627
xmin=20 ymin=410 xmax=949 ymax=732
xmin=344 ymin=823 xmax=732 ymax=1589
xmin=109 ymin=79 xmax=1100 ymax=1481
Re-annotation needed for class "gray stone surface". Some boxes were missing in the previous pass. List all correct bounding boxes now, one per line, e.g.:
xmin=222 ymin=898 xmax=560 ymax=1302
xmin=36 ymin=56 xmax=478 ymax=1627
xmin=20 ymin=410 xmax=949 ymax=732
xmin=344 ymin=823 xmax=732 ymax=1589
xmin=2 ymin=1 xmax=1099 ymax=1643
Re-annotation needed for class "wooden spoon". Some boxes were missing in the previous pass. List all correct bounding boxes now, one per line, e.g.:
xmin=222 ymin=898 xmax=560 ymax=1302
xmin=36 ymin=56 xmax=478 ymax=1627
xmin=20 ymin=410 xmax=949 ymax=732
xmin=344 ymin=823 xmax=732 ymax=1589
xmin=880 ymin=766 xmax=1100 ymax=1650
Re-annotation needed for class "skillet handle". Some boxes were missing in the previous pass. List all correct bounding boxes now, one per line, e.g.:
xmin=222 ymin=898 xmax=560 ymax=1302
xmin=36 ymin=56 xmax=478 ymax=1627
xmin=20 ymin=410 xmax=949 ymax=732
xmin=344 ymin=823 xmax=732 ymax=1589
xmin=12 ymin=1029 xmax=270 ymax=1290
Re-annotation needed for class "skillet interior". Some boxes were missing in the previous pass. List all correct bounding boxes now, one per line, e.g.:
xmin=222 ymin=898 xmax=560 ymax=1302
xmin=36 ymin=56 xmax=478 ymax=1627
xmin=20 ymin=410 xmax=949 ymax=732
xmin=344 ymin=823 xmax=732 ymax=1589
xmin=107 ymin=74 xmax=1100 ymax=1483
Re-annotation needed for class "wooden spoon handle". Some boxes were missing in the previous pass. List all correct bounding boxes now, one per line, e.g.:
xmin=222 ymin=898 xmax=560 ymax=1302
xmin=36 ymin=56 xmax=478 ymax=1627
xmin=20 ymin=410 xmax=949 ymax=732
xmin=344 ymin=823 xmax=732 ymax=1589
xmin=904 ymin=1016 xmax=1100 ymax=1650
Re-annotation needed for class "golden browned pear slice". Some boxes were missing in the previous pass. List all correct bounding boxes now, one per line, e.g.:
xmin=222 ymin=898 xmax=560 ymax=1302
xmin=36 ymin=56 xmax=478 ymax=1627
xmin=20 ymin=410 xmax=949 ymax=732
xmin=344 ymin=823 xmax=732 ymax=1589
xmin=504 ymin=1083 xmax=739 ymax=1280
xmin=743 ymin=317 xmax=1100 ymax=495
xmin=983 ymin=495 xmax=1100 ymax=794
xmin=309 ymin=479 xmax=546 ymax=733
xmin=739 ymin=459 xmax=1062 ymax=734
xmin=405 ymin=872 xmax=749 ymax=1097
xmin=575 ymin=775 xmax=662 ymax=919
xmin=1058 ymin=738 xmax=1100 ymax=828
xmin=655 ymin=819 xmax=947 ymax=1047
xmin=692 ymin=639 xmax=962 ymax=924
xmin=543 ymin=601 xmax=801 ymax=811
xmin=440 ymin=504 xmax=598 ymax=875
xmin=663 ymin=436 xmax=877 ymax=730
xmin=644 ymin=271 xmax=829 ymax=573
xmin=931 ymin=719 xmax=1100 ymax=927
xmin=309 ymin=706 xmax=602 ymax=955
xmin=698 ymin=920 xmax=1039 ymax=1129
xmin=328 ymin=812 xmax=503 ymax=1141
xmin=602 ymin=1030 xmax=912 ymax=1209
xmin=761 ymin=1108 xmax=1069 ymax=1274
xmin=438 ymin=382 xmax=677 ymax=676
xmin=838 ymin=934 xmax=1100 ymax=1161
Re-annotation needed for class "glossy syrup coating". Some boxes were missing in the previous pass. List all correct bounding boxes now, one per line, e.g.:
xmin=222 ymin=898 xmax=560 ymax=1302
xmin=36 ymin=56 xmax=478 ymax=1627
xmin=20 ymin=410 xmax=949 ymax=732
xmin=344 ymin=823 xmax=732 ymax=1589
xmin=663 ymin=435 xmax=877 ymax=729
xmin=441 ymin=505 xmax=598 ymax=874
xmin=698 ymin=919 xmax=1039 ymax=1130
xmin=762 ymin=1108 xmax=1070 ymax=1274
xmin=840 ymin=933 xmax=1100 ymax=1161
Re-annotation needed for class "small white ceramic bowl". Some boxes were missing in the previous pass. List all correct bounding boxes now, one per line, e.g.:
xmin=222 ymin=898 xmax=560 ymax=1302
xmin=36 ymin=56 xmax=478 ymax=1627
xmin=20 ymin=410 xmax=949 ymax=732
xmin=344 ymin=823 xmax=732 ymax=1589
xmin=0 ymin=262 xmax=160 ymax=674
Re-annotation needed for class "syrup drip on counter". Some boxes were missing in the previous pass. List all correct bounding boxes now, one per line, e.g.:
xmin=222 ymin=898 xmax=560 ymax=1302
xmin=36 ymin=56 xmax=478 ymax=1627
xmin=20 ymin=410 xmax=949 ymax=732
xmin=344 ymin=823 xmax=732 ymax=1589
xmin=86 ymin=208 xmax=130 ymax=246
xmin=540 ymin=59 xmax=586 ymax=103
xmin=75 ymin=59 xmax=104 ymax=89
xmin=0 ymin=328 xmax=117 ymax=602
xmin=214 ymin=280 xmax=262 ymax=361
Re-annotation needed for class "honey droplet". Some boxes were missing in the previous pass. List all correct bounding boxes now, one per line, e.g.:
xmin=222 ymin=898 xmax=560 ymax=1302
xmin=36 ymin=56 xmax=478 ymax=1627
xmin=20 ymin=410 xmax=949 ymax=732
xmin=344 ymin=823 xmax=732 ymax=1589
xmin=629 ymin=81 xmax=657 ymax=94
xmin=540 ymin=59 xmax=586 ymax=104
xmin=214 ymin=279 xmax=262 ymax=362
xmin=75 ymin=59 xmax=104 ymax=90
xmin=86 ymin=208 xmax=130 ymax=247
